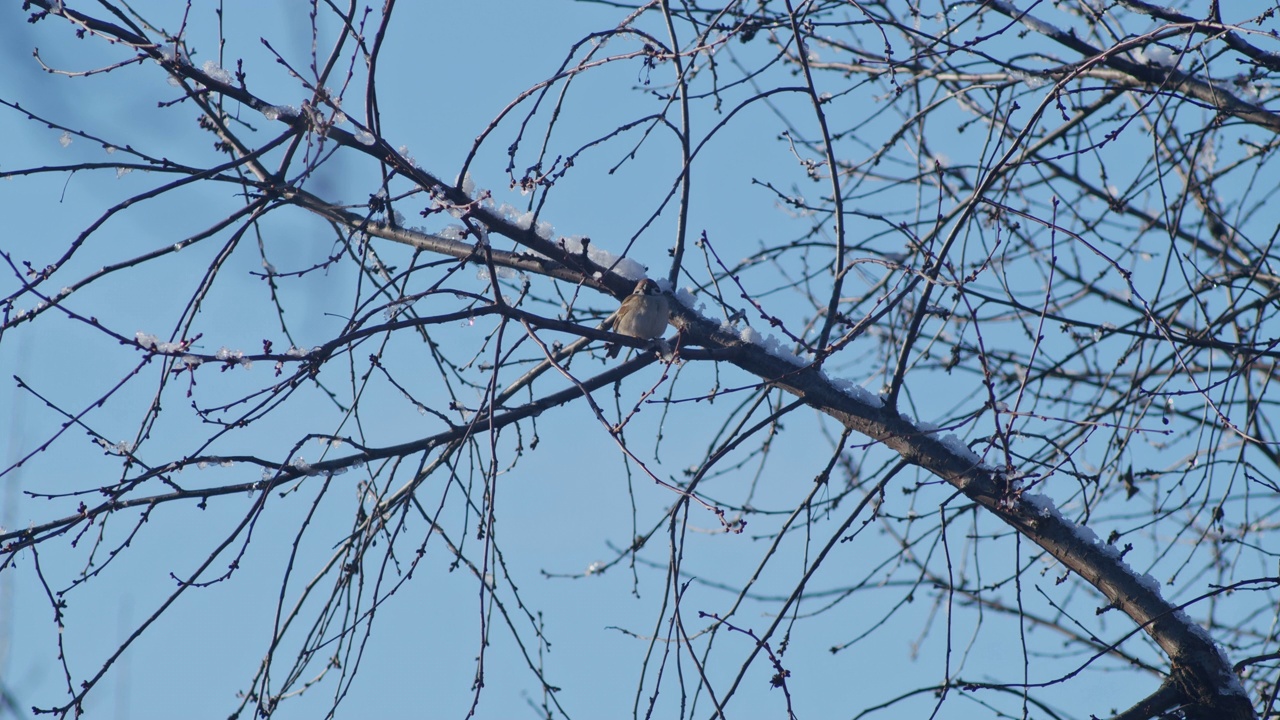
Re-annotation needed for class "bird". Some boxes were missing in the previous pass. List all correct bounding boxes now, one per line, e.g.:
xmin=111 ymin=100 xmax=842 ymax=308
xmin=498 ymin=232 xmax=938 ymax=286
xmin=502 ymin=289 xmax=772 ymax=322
xmin=605 ymin=278 xmax=671 ymax=358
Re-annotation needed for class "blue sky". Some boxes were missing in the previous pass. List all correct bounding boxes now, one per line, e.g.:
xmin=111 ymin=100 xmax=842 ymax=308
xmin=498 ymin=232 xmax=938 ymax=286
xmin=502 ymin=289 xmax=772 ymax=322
xmin=4 ymin=2 xmax=1274 ymax=719
xmin=0 ymin=4 xmax=885 ymax=717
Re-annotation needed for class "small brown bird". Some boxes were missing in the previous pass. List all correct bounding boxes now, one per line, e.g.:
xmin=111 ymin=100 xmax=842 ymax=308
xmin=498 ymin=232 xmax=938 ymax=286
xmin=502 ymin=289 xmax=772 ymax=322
xmin=605 ymin=279 xmax=671 ymax=358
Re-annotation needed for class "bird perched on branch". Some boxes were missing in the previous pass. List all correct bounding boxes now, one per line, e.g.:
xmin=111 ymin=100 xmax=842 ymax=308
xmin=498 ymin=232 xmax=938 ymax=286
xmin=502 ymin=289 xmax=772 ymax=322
xmin=605 ymin=278 xmax=671 ymax=358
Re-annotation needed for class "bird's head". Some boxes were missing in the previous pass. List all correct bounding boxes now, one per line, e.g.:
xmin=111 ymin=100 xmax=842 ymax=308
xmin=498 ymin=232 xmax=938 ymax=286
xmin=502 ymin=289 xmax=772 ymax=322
xmin=633 ymin=278 xmax=660 ymax=296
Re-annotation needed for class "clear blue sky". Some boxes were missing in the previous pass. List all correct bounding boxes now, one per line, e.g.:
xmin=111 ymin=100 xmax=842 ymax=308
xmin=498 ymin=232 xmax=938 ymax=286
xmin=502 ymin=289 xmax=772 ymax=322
xmin=3 ymin=2 xmax=1259 ymax=719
